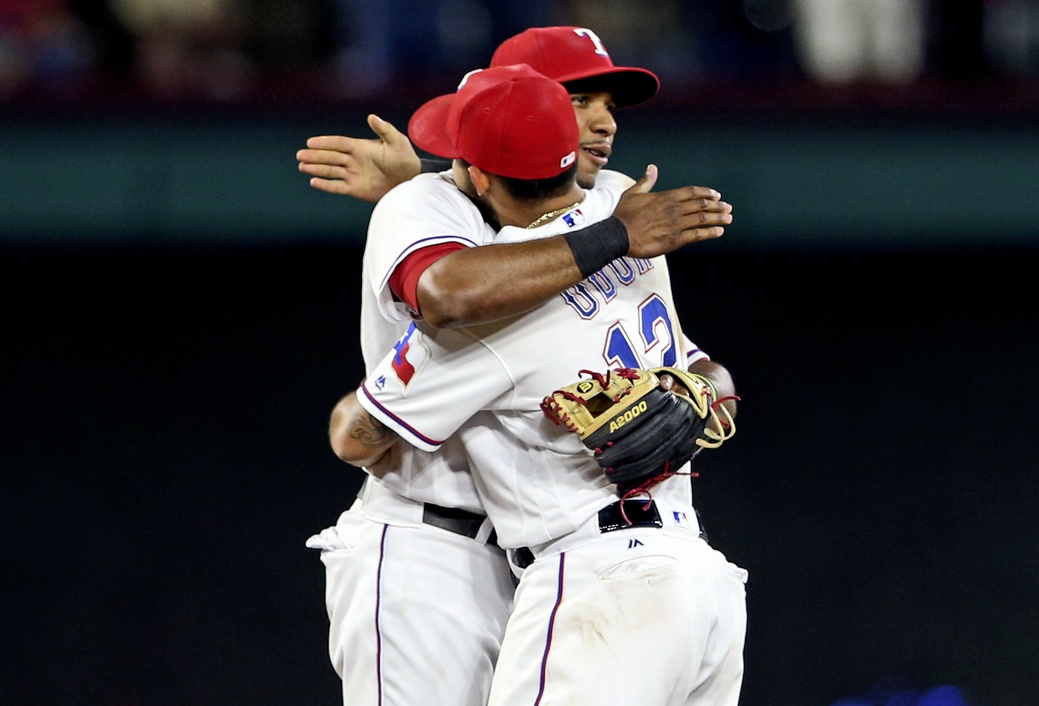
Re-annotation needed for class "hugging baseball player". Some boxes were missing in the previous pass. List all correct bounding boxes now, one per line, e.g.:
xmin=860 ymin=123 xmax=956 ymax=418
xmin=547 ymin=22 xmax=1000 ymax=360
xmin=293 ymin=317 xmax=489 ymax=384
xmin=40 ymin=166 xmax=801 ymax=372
xmin=330 ymin=64 xmax=748 ymax=706
xmin=307 ymin=27 xmax=739 ymax=706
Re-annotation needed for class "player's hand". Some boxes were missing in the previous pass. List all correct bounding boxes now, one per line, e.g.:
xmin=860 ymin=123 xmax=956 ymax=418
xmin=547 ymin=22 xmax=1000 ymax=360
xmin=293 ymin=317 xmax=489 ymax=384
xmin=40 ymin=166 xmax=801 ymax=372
xmin=296 ymin=114 xmax=423 ymax=203
xmin=613 ymin=165 xmax=733 ymax=258
xmin=657 ymin=371 xmax=688 ymax=397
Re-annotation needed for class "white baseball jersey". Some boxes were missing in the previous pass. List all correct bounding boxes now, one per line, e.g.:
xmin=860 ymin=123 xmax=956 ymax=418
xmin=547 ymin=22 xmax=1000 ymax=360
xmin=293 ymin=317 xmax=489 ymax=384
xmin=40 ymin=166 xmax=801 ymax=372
xmin=354 ymin=171 xmax=496 ymax=512
xmin=357 ymin=181 xmax=709 ymax=550
xmin=356 ymin=168 xmax=660 ymax=512
xmin=356 ymin=177 xmax=747 ymax=706
xmin=355 ymin=177 xmax=748 ymax=706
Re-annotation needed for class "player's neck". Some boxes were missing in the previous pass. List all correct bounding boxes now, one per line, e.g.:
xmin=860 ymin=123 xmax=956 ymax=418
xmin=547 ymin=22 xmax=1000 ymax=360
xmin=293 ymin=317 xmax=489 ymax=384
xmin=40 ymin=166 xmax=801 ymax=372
xmin=496 ymin=185 xmax=585 ymax=230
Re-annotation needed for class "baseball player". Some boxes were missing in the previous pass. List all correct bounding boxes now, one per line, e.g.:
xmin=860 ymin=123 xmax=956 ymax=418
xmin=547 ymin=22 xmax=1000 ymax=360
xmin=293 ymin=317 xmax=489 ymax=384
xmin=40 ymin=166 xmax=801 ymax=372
xmin=330 ymin=64 xmax=749 ymax=706
xmin=296 ymin=27 xmax=730 ymax=334
xmin=306 ymin=28 xmax=734 ymax=706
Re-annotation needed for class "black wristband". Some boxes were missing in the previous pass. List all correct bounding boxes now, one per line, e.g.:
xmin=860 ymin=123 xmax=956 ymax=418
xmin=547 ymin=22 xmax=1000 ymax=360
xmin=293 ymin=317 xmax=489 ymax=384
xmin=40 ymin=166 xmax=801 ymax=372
xmin=562 ymin=217 xmax=630 ymax=278
xmin=419 ymin=157 xmax=452 ymax=174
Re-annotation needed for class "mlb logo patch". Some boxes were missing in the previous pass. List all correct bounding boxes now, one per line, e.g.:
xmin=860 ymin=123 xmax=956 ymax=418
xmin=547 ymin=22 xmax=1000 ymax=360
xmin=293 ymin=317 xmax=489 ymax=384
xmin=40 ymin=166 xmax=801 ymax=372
xmin=561 ymin=209 xmax=585 ymax=228
xmin=672 ymin=510 xmax=691 ymax=529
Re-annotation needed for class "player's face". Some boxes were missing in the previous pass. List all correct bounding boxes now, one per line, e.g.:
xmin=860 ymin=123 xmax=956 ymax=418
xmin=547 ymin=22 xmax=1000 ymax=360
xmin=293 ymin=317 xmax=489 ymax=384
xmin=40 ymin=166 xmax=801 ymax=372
xmin=570 ymin=91 xmax=617 ymax=189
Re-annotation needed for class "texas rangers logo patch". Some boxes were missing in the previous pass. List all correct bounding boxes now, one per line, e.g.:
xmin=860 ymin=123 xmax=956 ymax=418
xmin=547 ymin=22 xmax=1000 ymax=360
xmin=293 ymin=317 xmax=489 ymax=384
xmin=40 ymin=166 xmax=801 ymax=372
xmin=390 ymin=323 xmax=428 ymax=386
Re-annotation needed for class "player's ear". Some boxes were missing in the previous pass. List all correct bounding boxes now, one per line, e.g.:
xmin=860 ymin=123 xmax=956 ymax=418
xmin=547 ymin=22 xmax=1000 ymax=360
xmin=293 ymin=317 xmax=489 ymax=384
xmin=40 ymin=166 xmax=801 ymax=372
xmin=468 ymin=165 xmax=491 ymax=196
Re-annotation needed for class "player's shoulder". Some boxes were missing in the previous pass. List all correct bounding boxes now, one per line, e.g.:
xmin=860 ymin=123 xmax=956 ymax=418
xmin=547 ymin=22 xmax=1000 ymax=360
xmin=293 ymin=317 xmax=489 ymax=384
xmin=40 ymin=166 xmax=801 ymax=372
xmin=379 ymin=171 xmax=463 ymax=202
xmin=371 ymin=171 xmax=481 ymax=225
xmin=573 ymin=169 xmax=633 ymax=218
xmin=593 ymin=169 xmax=636 ymax=192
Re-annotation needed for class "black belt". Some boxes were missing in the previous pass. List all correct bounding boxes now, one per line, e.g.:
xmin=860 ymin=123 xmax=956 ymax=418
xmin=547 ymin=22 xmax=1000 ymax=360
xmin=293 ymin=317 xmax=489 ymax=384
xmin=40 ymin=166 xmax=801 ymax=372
xmin=598 ymin=498 xmax=664 ymax=533
xmin=422 ymin=502 xmax=498 ymax=547
xmin=357 ymin=478 xmax=497 ymax=545
xmin=600 ymin=499 xmax=708 ymax=539
xmin=512 ymin=499 xmax=664 ymax=570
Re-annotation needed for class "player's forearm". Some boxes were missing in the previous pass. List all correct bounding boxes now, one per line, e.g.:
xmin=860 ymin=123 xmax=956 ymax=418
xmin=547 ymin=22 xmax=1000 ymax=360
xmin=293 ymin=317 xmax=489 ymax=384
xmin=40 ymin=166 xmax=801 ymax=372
xmin=328 ymin=391 xmax=398 ymax=467
xmin=417 ymin=237 xmax=583 ymax=327
xmin=417 ymin=218 xmax=630 ymax=328
xmin=688 ymin=360 xmax=737 ymax=420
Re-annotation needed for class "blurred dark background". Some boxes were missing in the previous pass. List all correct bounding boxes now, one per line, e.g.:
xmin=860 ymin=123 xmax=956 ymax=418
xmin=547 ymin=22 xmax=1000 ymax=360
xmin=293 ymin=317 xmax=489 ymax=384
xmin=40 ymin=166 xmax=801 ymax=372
xmin=2 ymin=1 xmax=1038 ymax=705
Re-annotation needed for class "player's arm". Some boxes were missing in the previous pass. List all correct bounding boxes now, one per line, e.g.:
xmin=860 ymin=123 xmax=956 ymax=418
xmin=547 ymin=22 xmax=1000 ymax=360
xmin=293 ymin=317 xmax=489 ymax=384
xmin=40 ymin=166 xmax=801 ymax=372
xmin=416 ymin=166 xmax=733 ymax=328
xmin=687 ymin=360 xmax=736 ymax=413
xmin=416 ymin=234 xmax=594 ymax=327
xmin=297 ymin=114 xmax=424 ymax=202
xmin=328 ymin=390 xmax=399 ymax=468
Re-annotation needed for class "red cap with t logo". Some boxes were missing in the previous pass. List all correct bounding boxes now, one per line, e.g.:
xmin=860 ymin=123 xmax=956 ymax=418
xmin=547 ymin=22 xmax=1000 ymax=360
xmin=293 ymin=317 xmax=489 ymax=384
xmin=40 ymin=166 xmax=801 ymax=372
xmin=408 ymin=64 xmax=579 ymax=180
xmin=490 ymin=26 xmax=660 ymax=108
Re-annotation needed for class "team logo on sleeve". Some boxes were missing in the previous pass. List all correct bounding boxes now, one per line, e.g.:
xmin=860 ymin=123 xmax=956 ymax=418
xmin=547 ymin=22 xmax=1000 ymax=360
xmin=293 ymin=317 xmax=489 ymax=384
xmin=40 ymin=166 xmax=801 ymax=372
xmin=391 ymin=323 xmax=428 ymax=386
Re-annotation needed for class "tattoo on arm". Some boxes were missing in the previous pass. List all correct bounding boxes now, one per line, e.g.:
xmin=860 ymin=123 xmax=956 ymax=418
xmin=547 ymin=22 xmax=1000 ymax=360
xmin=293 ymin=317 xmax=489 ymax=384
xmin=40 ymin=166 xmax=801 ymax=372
xmin=350 ymin=412 xmax=395 ymax=451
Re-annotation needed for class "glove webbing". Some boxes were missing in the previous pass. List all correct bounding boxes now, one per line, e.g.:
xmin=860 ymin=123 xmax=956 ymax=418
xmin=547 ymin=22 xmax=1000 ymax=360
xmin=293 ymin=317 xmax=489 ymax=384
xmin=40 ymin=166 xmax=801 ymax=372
xmin=539 ymin=368 xmax=640 ymax=432
xmin=579 ymin=367 xmax=640 ymax=400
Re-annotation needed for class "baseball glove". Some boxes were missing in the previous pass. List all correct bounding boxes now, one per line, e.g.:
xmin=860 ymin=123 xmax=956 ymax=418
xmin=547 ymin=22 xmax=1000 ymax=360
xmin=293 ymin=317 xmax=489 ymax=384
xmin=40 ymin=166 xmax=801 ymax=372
xmin=540 ymin=367 xmax=736 ymax=489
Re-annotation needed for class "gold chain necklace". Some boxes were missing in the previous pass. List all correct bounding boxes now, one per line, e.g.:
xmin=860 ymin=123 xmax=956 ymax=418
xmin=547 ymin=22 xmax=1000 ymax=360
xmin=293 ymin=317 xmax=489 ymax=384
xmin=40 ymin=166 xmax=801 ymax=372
xmin=525 ymin=201 xmax=582 ymax=229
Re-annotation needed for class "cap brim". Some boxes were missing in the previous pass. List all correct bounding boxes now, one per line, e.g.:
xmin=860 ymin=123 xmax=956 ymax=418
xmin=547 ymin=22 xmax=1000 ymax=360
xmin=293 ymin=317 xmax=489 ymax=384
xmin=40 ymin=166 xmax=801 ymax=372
xmin=556 ymin=67 xmax=660 ymax=108
xmin=408 ymin=94 xmax=462 ymax=159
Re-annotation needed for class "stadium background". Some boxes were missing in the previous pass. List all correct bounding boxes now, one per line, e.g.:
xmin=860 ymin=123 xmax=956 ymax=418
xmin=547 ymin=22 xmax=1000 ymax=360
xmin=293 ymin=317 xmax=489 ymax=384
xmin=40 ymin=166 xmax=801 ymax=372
xmin=3 ymin=2 xmax=1038 ymax=705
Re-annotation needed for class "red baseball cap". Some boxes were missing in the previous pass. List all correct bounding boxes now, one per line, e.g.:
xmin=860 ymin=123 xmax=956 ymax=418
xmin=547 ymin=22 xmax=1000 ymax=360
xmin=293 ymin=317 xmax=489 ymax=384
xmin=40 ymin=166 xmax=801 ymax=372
xmin=408 ymin=64 xmax=579 ymax=180
xmin=490 ymin=26 xmax=660 ymax=108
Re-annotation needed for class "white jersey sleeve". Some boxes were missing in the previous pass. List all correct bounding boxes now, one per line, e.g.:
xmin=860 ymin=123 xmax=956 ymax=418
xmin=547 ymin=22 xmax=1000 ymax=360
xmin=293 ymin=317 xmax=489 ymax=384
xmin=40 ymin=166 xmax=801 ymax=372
xmin=357 ymin=322 xmax=513 ymax=452
xmin=363 ymin=172 xmax=496 ymax=326
xmin=684 ymin=335 xmax=709 ymax=368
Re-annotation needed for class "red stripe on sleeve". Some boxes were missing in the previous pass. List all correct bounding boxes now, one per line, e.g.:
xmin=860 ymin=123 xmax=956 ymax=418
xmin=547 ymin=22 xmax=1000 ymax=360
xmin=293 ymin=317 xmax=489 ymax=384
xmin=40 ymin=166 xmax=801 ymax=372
xmin=389 ymin=242 xmax=468 ymax=315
